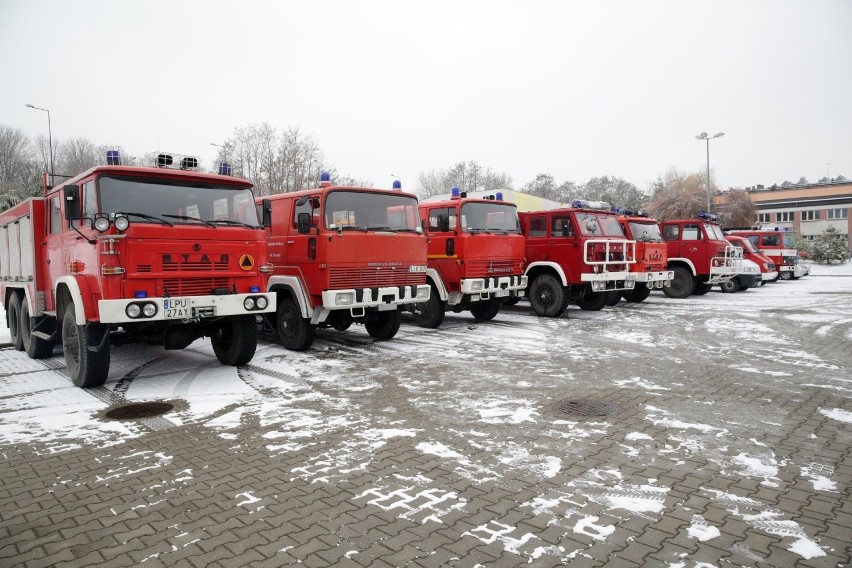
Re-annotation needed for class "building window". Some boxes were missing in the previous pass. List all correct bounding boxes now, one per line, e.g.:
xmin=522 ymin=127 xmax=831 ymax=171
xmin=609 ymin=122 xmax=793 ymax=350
xmin=776 ymin=211 xmax=793 ymax=222
xmin=827 ymin=208 xmax=848 ymax=220
xmin=758 ymin=213 xmax=770 ymax=223
xmin=801 ymin=210 xmax=818 ymax=221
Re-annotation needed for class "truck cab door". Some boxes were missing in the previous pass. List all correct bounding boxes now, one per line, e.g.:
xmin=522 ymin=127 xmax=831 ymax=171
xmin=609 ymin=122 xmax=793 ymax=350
xmin=425 ymin=206 xmax=458 ymax=287
xmin=44 ymin=194 xmax=64 ymax=311
xmin=548 ymin=214 xmax=578 ymax=277
xmin=680 ymin=223 xmax=707 ymax=272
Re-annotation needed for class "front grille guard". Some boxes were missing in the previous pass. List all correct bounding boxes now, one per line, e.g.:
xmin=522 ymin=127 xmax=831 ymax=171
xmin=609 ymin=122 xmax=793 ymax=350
xmin=583 ymin=239 xmax=636 ymax=272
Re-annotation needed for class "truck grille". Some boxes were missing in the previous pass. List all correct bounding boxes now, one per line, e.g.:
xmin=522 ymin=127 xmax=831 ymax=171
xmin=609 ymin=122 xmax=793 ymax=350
xmin=328 ymin=267 xmax=426 ymax=289
xmin=163 ymin=261 xmax=229 ymax=272
xmin=162 ymin=277 xmax=229 ymax=296
xmin=465 ymin=259 xmax=520 ymax=277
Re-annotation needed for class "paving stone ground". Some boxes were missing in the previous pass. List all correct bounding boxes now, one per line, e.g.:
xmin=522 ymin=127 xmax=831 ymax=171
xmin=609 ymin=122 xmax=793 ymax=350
xmin=1 ymin=275 xmax=851 ymax=567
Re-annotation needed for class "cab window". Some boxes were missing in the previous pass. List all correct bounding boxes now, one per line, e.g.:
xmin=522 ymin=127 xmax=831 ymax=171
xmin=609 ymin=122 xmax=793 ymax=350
xmin=526 ymin=216 xmax=547 ymax=237
xmin=551 ymin=216 xmax=574 ymax=237
xmin=49 ymin=196 xmax=62 ymax=234
xmin=293 ymin=196 xmax=320 ymax=229
xmin=761 ymin=234 xmax=780 ymax=247
xmin=662 ymin=225 xmax=680 ymax=241
xmin=681 ymin=223 xmax=702 ymax=240
xmin=428 ymin=207 xmax=456 ymax=232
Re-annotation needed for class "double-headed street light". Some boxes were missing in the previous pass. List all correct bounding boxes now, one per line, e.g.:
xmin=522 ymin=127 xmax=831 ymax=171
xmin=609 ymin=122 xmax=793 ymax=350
xmin=26 ymin=103 xmax=54 ymax=186
xmin=696 ymin=131 xmax=724 ymax=212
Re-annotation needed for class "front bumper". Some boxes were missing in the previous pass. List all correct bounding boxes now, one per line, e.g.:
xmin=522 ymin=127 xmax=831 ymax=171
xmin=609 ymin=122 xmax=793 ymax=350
xmin=99 ymin=293 xmax=276 ymax=324
xmin=581 ymin=270 xmax=636 ymax=291
xmin=460 ymin=275 xmax=528 ymax=298
xmin=631 ymin=270 xmax=674 ymax=289
xmin=763 ymin=270 xmax=779 ymax=281
xmin=321 ymin=285 xmax=431 ymax=311
xmin=793 ymin=265 xmax=809 ymax=277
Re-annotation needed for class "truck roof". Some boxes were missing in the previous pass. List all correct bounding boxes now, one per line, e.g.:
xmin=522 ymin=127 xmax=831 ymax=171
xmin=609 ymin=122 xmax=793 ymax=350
xmin=262 ymin=185 xmax=419 ymax=203
xmin=48 ymin=165 xmax=254 ymax=196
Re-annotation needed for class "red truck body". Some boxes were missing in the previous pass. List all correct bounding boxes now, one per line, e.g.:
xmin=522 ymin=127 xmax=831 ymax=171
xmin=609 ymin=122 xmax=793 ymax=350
xmin=414 ymin=190 xmax=527 ymax=327
xmin=725 ymin=228 xmax=806 ymax=280
xmin=725 ymin=235 xmax=778 ymax=284
xmin=1 ymin=156 xmax=275 ymax=388
xmin=616 ymin=211 xmax=673 ymax=302
xmin=658 ymin=212 xmax=745 ymax=298
xmin=519 ymin=200 xmax=636 ymax=316
xmin=260 ymin=176 xmax=430 ymax=349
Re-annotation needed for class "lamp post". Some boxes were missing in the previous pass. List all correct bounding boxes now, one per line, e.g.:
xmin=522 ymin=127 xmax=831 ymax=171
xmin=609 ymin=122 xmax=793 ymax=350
xmin=695 ymin=131 xmax=724 ymax=212
xmin=26 ymin=104 xmax=54 ymax=186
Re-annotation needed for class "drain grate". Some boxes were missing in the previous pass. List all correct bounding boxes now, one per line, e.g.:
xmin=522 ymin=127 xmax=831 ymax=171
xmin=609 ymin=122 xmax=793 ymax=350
xmin=105 ymin=402 xmax=174 ymax=420
xmin=553 ymin=399 xmax=621 ymax=417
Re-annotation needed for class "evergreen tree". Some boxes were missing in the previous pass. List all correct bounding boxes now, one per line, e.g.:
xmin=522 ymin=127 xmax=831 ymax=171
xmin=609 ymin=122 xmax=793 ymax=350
xmin=811 ymin=226 xmax=849 ymax=263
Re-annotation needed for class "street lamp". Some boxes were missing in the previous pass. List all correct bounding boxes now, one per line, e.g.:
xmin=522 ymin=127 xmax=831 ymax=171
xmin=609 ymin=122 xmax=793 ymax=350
xmin=695 ymin=131 xmax=724 ymax=211
xmin=26 ymin=103 xmax=54 ymax=186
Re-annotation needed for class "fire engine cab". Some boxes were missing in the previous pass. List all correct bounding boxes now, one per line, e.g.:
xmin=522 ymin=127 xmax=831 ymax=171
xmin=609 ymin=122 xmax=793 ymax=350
xmin=260 ymin=173 xmax=430 ymax=349
xmin=0 ymin=153 xmax=275 ymax=388
xmin=658 ymin=212 xmax=744 ymax=298
xmin=519 ymin=200 xmax=636 ymax=316
xmin=616 ymin=209 xmax=673 ymax=302
xmin=414 ymin=189 xmax=527 ymax=328
xmin=725 ymin=228 xmax=806 ymax=280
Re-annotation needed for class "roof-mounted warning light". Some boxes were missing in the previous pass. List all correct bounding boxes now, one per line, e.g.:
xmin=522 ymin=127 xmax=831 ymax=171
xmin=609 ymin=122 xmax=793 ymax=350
xmin=392 ymin=180 xmax=402 ymax=190
xmin=157 ymin=154 xmax=174 ymax=167
xmin=180 ymin=157 xmax=198 ymax=170
xmin=773 ymin=226 xmax=793 ymax=232
xmin=451 ymin=186 xmax=462 ymax=199
xmin=106 ymin=150 xmax=121 ymax=166
xmin=320 ymin=170 xmax=332 ymax=187
xmin=217 ymin=162 xmax=232 ymax=176
xmin=616 ymin=208 xmax=650 ymax=218
xmin=697 ymin=211 xmax=721 ymax=222
xmin=571 ymin=199 xmax=611 ymax=210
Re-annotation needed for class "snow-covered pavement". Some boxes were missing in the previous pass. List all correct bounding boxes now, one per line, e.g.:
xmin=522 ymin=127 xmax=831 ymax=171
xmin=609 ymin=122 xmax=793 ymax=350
xmin=1 ymin=261 xmax=851 ymax=567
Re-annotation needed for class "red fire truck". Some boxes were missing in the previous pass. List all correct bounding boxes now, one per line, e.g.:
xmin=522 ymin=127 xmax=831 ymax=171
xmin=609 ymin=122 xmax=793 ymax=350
xmin=616 ymin=210 xmax=673 ymax=302
xmin=260 ymin=173 xmax=430 ymax=349
xmin=414 ymin=189 xmax=527 ymax=327
xmin=725 ymin=228 xmax=806 ymax=280
xmin=1 ymin=153 xmax=275 ymax=388
xmin=725 ymin=235 xmax=778 ymax=284
xmin=519 ymin=200 xmax=636 ymax=316
xmin=658 ymin=212 xmax=745 ymax=298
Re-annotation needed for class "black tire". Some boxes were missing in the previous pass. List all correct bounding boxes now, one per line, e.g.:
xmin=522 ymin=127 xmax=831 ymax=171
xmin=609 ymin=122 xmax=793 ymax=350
xmin=720 ymin=277 xmax=741 ymax=293
xmin=693 ymin=282 xmax=713 ymax=296
xmin=365 ymin=310 xmax=402 ymax=340
xmin=663 ymin=267 xmax=694 ymax=299
xmin=211 ymin=315 xmax=257 ymax=366
xmin=623 ymin=284 xmax=651 ymax=303
xmin=276 ymin=298 xmax=315 ymax=351
xmin=7 ymin=292 xmax=24 ymax=351
xmin=576 ymin=290 xmax=608 ymax=311
xmin=605 ymin=290 xmax=621 ymax=307
xmin=528 ymin=274 xmax=568 ymax=317
xmin=414 ymin=288 xmax=445 ymax=328
xmin=470 ymin=297 xmax=501 ymax=321
xmin=62 ymin=303 xmax=110 ymax=388
xmin=20 ymin=301 xmax=54 ymax=359
xmin=780 ymin=271 xmax=793 ymax=281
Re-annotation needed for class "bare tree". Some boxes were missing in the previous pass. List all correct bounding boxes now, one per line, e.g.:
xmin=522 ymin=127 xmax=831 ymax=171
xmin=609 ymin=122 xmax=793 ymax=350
xmin=577 ymin=176 xmax=646 ymax=210
xmin=645 ymin=169 xmax=707 ymax=221
xmin=56 ymin=137 xmax=100 ymax=180
xmin=715 ymin=189 xmax=756 ymax=228
xmin=416 ymin=160 xmax=514 ymax=198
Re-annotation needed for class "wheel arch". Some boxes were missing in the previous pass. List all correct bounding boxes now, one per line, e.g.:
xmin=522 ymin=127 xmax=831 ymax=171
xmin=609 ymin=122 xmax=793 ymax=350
xmin=426 ymin=268 xmax=449 ymax=301
xmin=667 ymin=258 xmax=696 ymax=276
xmin=524 ymin=262 xmax=568 ymax=287
xmin=267 ymin=276 xmax=312 ymax=318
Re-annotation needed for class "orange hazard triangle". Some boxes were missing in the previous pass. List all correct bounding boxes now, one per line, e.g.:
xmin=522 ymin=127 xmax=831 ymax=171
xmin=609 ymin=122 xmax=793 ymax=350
xmin=239 ymin=254 xmax=255 ymax=271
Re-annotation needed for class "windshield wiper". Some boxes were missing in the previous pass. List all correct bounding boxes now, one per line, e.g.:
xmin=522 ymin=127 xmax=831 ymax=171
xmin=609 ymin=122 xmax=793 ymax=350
xmin=339 ymin=226 xmax=369 ymax=232
xmin=117 ymin=212 xmax=174 ymax=226
xmin=367 ymin=225 xmax=398 ymax=233
xmin=163 ymin=214 xmax=217 ymax=228
xmin=466 ymin=228 xmax=488 ymax=234
xmin=209 ymin=219 xmax=260 ymax=229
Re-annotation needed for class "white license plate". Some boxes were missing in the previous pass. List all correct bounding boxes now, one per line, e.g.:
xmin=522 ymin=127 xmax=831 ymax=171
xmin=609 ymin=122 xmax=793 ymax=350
xmin=164 ymin=298 xmax=191 ymax=319
xmin=494 ymin=289 xmax=510 ymax=298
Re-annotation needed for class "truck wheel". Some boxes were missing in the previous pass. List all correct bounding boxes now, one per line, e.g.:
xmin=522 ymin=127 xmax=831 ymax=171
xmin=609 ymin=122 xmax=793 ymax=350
xmin=576 ymin=291 xmax=607 ymax=311
xmin=20 ymin=301 xmax=54 ymax=359
xmin=693 ymin=282 xmax=713 ymax=296
xmin=276 ymin=298 xmax=315 ymax=351
xmin=623 ymin=284 xmax=651 ymax=303
xmin=529 ymin=274 xmax=568 ymax=317
xmin=365 ymin=310 xmax=402 ymax=340
xmin=605 ymin=290 xmax=621 ymax=307
xmin=211 ymin=315 xmax=257 ymax=366
xmin=780 ymin=271 xmax=793 ymax=280
xmin=663 ymin=267 xmax=694 ymax=299
xmin=7 ymin=292 xmax=24 ymax=351
xmin=414 ymin=288 xmax=445 ymax=328
xmin=62 ymin=304 xmax=110 ymax=388
xmin=470 ymin=297 xmax=501 ymax=321
xmin=720 ymin=277 xmax=741 ymax=293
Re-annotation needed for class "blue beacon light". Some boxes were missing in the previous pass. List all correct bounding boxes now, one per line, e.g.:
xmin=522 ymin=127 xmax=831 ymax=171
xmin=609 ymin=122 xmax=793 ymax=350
xmin=392 ymin=180 xmax=402 ymax=190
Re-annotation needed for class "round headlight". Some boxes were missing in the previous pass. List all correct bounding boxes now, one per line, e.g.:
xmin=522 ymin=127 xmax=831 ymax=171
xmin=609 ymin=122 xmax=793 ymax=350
xmin=126 ymin=304 xmax=141 ymax=318
xmin=94 ymin=217 xmax=110 ymax=232
xmin=142 ymin=303 xmax=157 ymax=317
xmin=114 ymin=216 xmax=130 ymax=231
xmin=256 ymin=296 xmax=268 ymax=309
xmin=243 ymin=298 xmax=255 ymax=310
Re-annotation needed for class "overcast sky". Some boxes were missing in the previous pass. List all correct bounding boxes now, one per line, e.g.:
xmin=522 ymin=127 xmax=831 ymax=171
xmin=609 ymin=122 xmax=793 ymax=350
xmin=2 ymin=0 xmax=850 ymax=194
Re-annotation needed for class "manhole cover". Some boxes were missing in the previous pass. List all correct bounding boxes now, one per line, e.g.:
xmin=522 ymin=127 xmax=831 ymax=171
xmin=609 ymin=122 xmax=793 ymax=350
xmin=105 ymin=402 xmax=174 ymax=420
xmin=553 ymin=399 xmax=621 ymax=417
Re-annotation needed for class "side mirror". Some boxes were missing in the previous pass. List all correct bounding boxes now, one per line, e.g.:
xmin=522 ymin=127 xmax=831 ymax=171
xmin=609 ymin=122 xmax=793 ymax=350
xmin=585 ymin=220 xmax=598 ymax=233
xmin=63 ymin=184 xmax=81 ymax=220
xmin=297 ymin=212 xmax=311 ymax=234
xmin=261 ymin=199 xmax=272 ymax=228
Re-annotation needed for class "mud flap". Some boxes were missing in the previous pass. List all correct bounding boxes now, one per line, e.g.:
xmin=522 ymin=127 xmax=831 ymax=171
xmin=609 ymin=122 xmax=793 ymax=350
xmin=86 ymin=323 xmax=110 ymax=353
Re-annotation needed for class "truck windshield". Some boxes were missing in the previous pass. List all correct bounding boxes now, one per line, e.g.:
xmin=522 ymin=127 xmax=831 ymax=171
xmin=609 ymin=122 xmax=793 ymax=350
xmin=782 ymin=233 xmax=796 ymax=247
xmin=576 ymin=212 xmax=624 ymax=237
xmin=739 ymin=239 xmax=758 ymax=253
xmin=98 ymin=176 xmax=259 ymax=226
xmin=627 ymin=221 xmax=662 ymax=241
xmin=324 ymin=190 xmax=420 ymax=231
xmin=704 ymin=223 xmax=727 ymax=241
xmin=459 ymin=202 xmax=521 ymax=233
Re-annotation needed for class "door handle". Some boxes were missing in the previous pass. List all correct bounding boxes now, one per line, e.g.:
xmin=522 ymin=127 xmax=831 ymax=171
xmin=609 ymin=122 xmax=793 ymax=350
xmin=689 ymin=247 xmax=698 ymax=252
